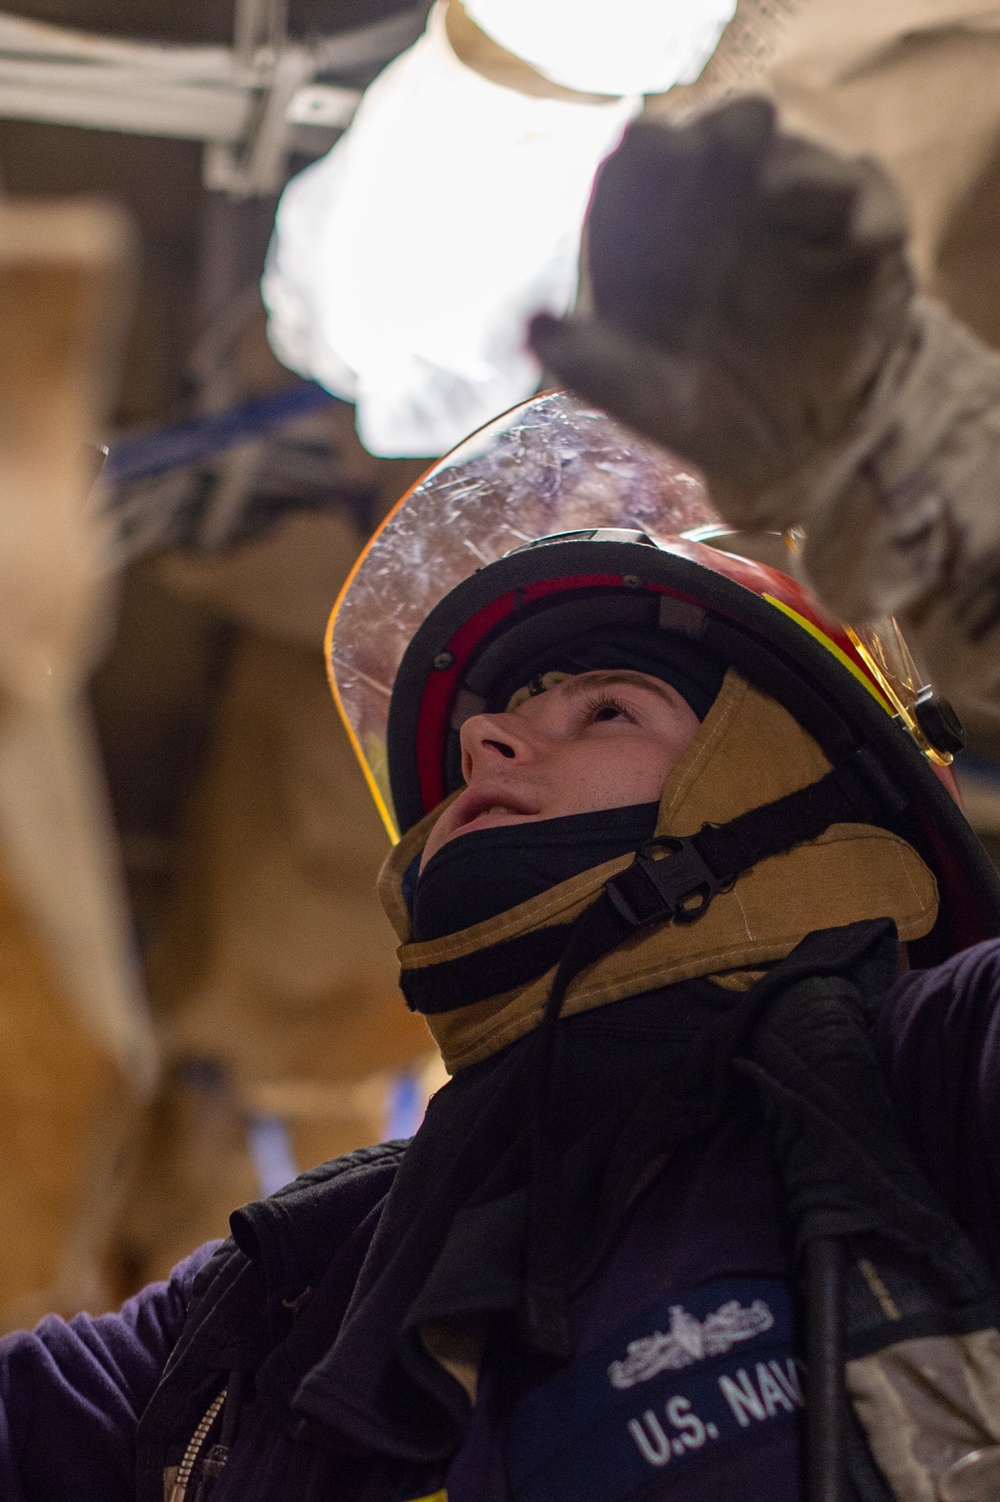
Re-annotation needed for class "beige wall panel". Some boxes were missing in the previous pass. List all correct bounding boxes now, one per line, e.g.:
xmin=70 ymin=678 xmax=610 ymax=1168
xmin=148 ymin=630 xmax=428 ymax=1088
xmin=120 ymin=629 xmax=432 ymax=1283
xmin=0 ymin=852 xmax=134 ymax=1326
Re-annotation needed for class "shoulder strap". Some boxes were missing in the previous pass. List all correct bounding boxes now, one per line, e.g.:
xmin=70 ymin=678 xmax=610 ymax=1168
xmin=737 ymin=964 xmax=1000 ymax=1502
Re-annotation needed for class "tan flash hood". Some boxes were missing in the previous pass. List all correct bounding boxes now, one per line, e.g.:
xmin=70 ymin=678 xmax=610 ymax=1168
xmin=379 ymin=670 xmax=939 ymax=1074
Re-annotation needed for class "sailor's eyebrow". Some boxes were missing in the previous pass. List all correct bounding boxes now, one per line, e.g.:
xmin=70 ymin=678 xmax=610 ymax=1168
xmin=556 ymin=671 xmax=673 ymax=702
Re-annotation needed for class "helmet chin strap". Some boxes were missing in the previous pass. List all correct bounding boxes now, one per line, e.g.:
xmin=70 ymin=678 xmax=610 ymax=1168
xmin=401 ymin=744 xmax=903 ymax=1017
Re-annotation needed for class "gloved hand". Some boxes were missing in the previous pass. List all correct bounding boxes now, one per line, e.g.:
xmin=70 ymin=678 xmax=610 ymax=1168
xmin=529 ymin=96 xmax=913 ymax=517
xmin=530 ymin=97 xmax=1000 ymax=708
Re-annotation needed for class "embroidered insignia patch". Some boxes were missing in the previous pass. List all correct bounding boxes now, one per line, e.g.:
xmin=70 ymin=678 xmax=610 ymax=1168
xmin=608 ymin=1297 xmax=775 ymax=1388
xmin=504 ymin=1276 xmax=801 ymax=1502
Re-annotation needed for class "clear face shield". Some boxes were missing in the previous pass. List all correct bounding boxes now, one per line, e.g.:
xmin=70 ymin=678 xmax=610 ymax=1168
xmin=326 ymin=393 xmax=951 ymax=842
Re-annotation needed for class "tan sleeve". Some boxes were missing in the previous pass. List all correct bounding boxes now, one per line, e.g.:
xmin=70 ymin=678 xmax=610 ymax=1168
xmin=762 ymin=1 xmax=1000 ymax=346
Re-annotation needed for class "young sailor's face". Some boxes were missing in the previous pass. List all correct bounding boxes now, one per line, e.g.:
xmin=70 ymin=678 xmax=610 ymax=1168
xmin=420 ymin=669 xmax=701 ymax=868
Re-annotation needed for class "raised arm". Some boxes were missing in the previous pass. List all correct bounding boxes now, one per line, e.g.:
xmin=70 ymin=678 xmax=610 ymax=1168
xmin=0 ymin=1242 xmax=216 ymax=1502
xmin=531 ymin=7 xmax=1000 ymax=712
xmin=873 ymin=941 xmax=1000 ymax=1284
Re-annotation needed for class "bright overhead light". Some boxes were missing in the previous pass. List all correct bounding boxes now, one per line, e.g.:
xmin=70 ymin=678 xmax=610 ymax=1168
xmin=465 ymin=0 xmax=736 ymax=97
xmin=262 ymin=0 xmax=731 ymax=457
xmin=263 ymin=2 xmax=638 ymax=456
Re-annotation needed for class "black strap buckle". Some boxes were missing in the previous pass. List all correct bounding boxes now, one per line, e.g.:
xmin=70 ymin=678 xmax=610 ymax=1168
xmin=605 ymin=835 xmax=727 ymax=929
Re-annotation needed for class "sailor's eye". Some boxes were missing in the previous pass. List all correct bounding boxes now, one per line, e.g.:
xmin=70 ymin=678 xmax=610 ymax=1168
xmin=583 ymin=693 xmax=635 ymax=725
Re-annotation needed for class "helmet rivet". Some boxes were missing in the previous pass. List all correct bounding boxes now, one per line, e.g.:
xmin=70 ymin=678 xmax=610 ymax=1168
xmin=622 ymin=574 xmax=644 ymax=589
xmin=432 ymin=649 xmax=455 ymax=671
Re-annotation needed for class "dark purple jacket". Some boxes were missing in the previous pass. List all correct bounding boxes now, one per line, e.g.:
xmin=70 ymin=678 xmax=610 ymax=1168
xmin=5 ymin=939 xmax=1000 ymax=1502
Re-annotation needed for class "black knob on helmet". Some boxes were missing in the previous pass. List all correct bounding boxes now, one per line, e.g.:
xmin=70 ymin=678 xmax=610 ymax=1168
xmin=914 ymin=687 xmax=966 ymax=757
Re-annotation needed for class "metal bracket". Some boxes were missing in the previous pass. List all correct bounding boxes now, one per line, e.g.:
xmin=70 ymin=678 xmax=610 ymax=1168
xmin=0 ymin=4 xmax=425 ymax=197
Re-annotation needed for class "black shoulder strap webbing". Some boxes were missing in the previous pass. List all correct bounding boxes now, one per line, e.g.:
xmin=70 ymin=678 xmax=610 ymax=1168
xmin=605 ymin=751 xmax=897 ymax=928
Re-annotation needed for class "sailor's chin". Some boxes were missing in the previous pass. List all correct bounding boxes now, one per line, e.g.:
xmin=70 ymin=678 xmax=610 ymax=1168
xmin=453 ymin=807 xmax=537 ymax=837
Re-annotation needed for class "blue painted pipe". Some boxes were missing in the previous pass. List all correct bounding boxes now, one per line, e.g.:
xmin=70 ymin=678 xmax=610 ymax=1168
xmin=105 ymin=381 xmax=335 ymax=486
